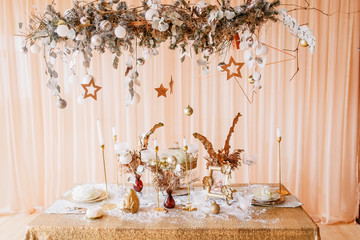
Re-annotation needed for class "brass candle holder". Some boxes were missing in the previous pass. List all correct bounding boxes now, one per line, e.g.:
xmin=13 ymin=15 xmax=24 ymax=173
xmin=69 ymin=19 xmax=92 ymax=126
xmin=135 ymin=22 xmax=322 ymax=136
xmin=113 ymin=135 xmax=119 ymax=187
xmin=154 ymin=146 xmax=168 ymax=212
xmin=277 ymin=137 xmax=289 ymax=196
xmin=183 ymin=145 xmax=197 ymax=212
xmin=100 ymin=145 xmax=117 ymax=210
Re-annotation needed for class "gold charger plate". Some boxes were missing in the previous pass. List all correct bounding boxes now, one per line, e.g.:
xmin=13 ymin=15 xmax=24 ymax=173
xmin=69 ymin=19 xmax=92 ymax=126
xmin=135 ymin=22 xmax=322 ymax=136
xmin=252 ymin=195 xmax=285 ymax=207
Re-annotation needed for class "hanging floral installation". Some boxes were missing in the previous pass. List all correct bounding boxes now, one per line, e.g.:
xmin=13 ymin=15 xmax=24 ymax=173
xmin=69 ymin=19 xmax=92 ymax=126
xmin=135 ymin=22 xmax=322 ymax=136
xmin=19 ymin=0 xmax=316 ymax=108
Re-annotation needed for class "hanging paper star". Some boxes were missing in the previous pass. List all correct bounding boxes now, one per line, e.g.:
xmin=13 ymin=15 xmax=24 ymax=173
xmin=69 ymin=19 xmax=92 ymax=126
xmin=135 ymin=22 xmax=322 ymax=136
xmin=155 ymin=84 xmax=168 ymax=97
xmin=169 ymin=76 xmax=174 ymax=94
xmin=221 ymin=56 xmax=244 ymax=80
xmin=81 ymin=78 xmax=102 ymax=100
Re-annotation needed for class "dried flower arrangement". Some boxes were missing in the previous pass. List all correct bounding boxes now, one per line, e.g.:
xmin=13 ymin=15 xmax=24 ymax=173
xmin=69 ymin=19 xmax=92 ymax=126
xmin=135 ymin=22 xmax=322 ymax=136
xmin=18 ymin=0 xmax=316 ymax=107
xmin=193 ymin=112 xmax=244 ymax=171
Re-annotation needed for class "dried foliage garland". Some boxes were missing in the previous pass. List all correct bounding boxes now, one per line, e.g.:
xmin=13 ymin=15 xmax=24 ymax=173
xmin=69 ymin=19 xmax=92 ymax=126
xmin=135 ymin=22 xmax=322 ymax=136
xmin=193 ymin=112 xmax=244 ymax=170
xmin=18 ymin=0 xmax=287 ymax=105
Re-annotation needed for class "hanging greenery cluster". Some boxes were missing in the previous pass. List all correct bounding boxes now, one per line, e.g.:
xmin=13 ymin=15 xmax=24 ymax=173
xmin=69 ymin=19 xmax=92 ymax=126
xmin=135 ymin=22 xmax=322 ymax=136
xmin=19 ymin=0 xmax=315 ymax=107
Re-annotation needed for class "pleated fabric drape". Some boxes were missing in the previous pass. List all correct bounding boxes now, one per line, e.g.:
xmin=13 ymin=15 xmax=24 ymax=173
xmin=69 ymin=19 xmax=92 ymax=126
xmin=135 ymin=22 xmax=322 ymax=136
xmin=0 ymin=0 xmax=358 ymax=224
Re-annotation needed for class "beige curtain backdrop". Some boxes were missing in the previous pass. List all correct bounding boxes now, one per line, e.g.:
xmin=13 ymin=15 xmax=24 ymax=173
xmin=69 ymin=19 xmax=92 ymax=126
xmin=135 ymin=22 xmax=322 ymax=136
xmin=0 ymin=0 xmax=359 ymax=224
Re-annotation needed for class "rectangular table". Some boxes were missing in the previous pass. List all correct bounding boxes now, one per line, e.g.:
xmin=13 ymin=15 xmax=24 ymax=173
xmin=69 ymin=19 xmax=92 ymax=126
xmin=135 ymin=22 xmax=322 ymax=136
xmin=25 ymin=184 xmax=320 ymax=240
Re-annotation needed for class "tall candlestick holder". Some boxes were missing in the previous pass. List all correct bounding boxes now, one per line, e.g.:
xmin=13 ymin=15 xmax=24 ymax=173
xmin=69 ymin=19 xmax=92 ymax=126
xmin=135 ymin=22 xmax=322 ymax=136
xmin=154 ymin=146 xmax=168 ymax=212
xmin=101 ymin=144 xmax=117 ymax=210
xmin=277 ymin=137 xmax=289 ymax=196
xmin=183 ymin=145 xmax=197 ymax=212
xmin=113 ymin=135 xmax=119 ymax=187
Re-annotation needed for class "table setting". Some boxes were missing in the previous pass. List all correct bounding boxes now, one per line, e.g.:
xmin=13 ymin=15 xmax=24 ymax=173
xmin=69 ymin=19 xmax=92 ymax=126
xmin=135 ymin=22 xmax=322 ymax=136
xmin=25 ymin=114 xmax=319 ymax=240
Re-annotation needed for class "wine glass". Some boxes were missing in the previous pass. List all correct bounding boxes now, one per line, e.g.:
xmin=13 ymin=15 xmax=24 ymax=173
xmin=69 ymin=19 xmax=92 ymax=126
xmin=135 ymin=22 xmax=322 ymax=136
xmin=243 ymin=153 xmax=258 ymax=188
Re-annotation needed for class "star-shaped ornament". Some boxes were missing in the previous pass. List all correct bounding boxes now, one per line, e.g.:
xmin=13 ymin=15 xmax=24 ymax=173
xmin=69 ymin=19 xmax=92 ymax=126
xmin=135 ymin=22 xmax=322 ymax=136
xmin=221 ymin=56 xmax=244 ymax=80
xmin=155 ymin=84 xmax=168 ymax=97
xmin=81 ymin=78 xmax=102 ymax=100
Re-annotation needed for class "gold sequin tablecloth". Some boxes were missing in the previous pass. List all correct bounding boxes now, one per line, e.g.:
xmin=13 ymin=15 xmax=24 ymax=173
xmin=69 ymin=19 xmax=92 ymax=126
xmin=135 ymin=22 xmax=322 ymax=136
xmin=25 ymin=185 xmax=320 ymax=240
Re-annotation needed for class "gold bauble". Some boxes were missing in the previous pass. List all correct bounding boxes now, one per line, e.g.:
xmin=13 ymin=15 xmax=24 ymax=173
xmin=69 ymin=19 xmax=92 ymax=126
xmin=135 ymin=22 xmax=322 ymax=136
xmin=210 ymin=201 xmax=220 ymax=214
xmin=184 ymin=105 xmax=193 ymax=116
xmin=248 ymin=75 xmax=255 ymax=84
xmin=57 ymin=19 xmax=66 ymax=26
xmin=299 ymin=39 xmax=309 ymax=47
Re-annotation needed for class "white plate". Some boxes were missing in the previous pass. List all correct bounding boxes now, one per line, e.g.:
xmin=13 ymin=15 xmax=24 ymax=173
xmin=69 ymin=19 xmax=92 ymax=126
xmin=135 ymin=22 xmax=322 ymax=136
xmin=72 ymin=190 xmax=101 ymax=202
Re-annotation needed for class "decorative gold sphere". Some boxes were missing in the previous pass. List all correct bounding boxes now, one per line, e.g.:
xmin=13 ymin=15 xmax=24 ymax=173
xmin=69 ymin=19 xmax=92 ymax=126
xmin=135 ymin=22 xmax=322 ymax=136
xmin=210 ymin=201 xmax=220 ymax=214
xmin=184 ymin=105 xmax=193 ymax=116
xmin=299 ymin=39 xmax=309 ymax=47
xmin=57 ymin=98 xmax=67 ymax=109
xmin=248 ymin=75 xmax=255 ymax=84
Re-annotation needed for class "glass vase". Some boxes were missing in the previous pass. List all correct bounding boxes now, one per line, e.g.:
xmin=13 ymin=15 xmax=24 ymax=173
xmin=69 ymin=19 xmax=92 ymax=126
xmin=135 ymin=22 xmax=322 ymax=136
xmin=164 ymin=189 xmax=176 ymax=209
xmin=133 ymin=174 xmax=143 ymax=192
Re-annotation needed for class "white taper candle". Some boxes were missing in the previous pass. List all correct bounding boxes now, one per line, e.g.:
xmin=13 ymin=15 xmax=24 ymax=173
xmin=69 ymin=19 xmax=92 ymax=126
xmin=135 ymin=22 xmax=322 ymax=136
xmin=277 ymin=128 xmax=281 ymax=139
xmin=97 ymin=119 xmax=104 ymax=146
xmin=154 ymin=138 xmax=158 ymax=147
xmin=183 ymin=138 xmax=187 ymax=147
xmin=112 ymin=127 xmax=117 ymax=138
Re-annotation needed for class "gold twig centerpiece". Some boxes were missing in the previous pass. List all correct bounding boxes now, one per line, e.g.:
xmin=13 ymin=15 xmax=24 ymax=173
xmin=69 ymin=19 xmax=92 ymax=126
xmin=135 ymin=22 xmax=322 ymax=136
xmin=194 ymin=113 xmax=243 ymax=203
xmin=182 ymin=138 xmax=197 ymax=212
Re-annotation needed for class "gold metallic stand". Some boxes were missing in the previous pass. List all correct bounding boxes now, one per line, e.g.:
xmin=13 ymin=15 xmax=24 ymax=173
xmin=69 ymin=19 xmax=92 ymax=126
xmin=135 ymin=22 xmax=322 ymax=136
xmin=100 ymin=145 xmax=117 ymax=210
xmin=276 ymin=137 xmax=289 ymax=196
xmin=113 ymin=135 xmax=119 ymax=187
xmin=154 ymin=146 xmax=168 ymax=212
xmin=183 ymin=145 xmax=197 ymax=212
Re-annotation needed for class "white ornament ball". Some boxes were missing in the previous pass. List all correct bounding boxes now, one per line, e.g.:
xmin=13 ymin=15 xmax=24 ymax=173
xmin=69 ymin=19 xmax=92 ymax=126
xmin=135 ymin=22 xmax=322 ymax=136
xmin=57 ymin=98 xmax=67 ymax=109
xmin=91 ymin=35 xmax=102 ymax=47
xmin=56 ymin=25 xmax=70 ymax=37
xmin=30 ymin=43 xmax=41 ymax=54
xmin=196 ymin=0 xmax=209 ymax=8
xmin=167 ymin=156 xmax=177 ymax=166
xmin=80 ymin=17 xmax=88 ymax=25
xmin=114 ymin=25 xmax=127 ymax=38
xmin=20 ymin=47 xmax=28 ymax=54
xmin=86 ymin=206 xmax=104 ymax=219
xmin=77 ymin=95 xmax=85 ymax=104
xmin=82 ymin=74 xmax=94 ymax=84
xmin=145 ymin=9 xmax=159 ymax=21
xmin=69 ymin=74 xmax=79 ymax=85
xmin=100 ymin=20 xmax=112 ymax=31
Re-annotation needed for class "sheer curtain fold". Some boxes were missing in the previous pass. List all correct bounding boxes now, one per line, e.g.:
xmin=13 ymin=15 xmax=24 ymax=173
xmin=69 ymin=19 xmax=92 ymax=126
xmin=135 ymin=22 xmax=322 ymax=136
xmin=0 ymin=0 xmax=359 ymax=224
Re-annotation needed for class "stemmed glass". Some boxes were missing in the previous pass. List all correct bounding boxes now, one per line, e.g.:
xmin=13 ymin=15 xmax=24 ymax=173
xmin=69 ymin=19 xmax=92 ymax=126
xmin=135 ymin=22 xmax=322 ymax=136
xmin=243 ymin=153 xmax=258 ymax=188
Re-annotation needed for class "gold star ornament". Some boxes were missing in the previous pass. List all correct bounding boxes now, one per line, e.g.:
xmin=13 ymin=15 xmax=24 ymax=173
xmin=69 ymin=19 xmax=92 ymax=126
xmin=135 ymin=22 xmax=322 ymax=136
xmin=155 ymin=84 xmax=168 ymax=97
xmin=81 ymin=78 xmax=102 ymax=100
xmin=221 ymin=56 xmax=244 ymax=80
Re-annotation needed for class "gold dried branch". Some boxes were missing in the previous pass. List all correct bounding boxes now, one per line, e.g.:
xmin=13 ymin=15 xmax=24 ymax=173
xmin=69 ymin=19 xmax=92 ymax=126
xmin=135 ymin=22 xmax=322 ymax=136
xmin=142 ymin=122 xmax=164 ymax=150
xmin=225 ymin=149 xmax=244 ymax=170
xmin=193 ymin=132 xmax=219 ymax=161
xmin=223 ymin=113 xmax=242 ymax=156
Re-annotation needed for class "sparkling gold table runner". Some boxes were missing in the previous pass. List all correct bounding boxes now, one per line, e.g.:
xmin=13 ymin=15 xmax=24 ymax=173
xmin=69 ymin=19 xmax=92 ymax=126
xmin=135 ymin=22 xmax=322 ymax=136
xmin=25 ymin=184 xmax=320 ymax=240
